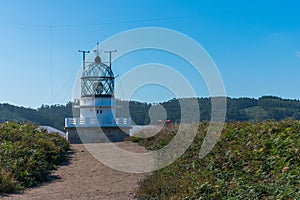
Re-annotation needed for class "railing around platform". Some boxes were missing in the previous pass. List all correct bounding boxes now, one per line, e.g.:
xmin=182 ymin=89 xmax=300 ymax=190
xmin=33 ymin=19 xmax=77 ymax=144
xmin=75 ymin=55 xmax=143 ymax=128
xmin=65 ymin=117 xmax=131 ymax=128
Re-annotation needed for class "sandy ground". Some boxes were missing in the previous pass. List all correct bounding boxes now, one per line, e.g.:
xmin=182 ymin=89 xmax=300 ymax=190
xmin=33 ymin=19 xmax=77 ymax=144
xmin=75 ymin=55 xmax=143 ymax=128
xmin=2 ymin=142 xmax=150 ymax=200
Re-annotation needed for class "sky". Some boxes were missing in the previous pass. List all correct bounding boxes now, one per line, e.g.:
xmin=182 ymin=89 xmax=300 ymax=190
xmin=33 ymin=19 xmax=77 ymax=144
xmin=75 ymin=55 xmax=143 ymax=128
xmin=0 ymin=0 xmax=299 ymax=108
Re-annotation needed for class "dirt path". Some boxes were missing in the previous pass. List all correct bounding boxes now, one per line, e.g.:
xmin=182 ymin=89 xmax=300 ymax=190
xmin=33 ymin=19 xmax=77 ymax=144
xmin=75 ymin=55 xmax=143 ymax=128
xmin=2 ymin=142 xmax=149 ymax=200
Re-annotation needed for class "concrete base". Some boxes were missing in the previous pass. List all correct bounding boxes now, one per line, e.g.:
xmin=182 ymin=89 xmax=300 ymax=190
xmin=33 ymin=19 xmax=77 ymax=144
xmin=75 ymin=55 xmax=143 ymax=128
xmin=66 ymin=127 xmax=131 ymax=144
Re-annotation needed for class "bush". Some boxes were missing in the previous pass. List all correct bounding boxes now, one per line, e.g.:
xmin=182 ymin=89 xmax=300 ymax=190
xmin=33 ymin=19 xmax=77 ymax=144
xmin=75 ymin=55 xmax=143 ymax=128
xmin=0 ymin=122 xmax=70 ymax=193
xmin=132 ymin=121 xmax=300 ymax=199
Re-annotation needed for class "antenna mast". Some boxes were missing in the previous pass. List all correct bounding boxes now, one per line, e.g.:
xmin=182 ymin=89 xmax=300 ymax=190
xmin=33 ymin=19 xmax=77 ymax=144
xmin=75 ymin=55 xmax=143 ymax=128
xmin=78 ymin=50 xmax=90 ymax=69
xmin=104 ymin=50 xmax=117 ymax=67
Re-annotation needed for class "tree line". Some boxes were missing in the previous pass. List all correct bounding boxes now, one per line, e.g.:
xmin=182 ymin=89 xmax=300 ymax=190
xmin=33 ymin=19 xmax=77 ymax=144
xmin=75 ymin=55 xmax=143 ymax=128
xmin=1 ymin=96 xmax=300 ymax=131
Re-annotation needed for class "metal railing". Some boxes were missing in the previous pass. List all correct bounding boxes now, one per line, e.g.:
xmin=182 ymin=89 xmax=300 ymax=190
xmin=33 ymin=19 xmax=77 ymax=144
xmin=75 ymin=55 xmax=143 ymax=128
xmin=65 ymin=117 xmax=131 ymax=128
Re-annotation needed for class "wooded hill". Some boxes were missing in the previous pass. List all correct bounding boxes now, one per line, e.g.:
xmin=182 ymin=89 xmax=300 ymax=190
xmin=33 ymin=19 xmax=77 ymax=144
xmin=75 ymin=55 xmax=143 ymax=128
xmin=1 ymin=96 xmax=300 ymax=131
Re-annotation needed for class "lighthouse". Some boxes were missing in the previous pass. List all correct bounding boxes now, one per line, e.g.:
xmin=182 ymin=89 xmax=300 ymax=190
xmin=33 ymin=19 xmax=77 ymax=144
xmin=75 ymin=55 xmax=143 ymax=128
xmin=65 ymin=44 xmax=131 ymax=143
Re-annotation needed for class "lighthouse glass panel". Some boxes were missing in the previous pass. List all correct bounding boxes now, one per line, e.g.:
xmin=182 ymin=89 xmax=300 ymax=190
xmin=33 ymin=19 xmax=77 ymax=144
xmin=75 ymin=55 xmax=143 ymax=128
xmin=81 ymin=62 xmax=114 ymax=97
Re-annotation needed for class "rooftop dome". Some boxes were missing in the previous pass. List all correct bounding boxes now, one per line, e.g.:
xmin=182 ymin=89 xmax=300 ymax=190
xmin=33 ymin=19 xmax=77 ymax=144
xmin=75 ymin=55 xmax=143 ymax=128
xmin=81 ymin=57 xmax=114 ymax=97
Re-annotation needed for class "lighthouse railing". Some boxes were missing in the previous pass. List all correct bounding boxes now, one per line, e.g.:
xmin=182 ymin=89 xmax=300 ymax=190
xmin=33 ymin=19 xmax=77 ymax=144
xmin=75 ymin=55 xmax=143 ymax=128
xmin=65 ymin=117 xmax=131 ymax=128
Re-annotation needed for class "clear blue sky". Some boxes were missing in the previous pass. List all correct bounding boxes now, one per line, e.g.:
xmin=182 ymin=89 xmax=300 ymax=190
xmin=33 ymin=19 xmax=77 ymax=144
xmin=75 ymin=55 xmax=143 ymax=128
xmin=0 ymin=0 xmax=299 ymax=108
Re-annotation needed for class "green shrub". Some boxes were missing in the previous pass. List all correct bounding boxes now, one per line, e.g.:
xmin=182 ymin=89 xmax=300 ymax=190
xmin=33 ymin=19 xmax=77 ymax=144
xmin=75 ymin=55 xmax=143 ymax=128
xmin=0 ymin=122 xmax=70 ymax=193
xmin=0 ymin=169 xmax=21 ymax=193
xmin=132 ymin=120 xmax=300 ymax=199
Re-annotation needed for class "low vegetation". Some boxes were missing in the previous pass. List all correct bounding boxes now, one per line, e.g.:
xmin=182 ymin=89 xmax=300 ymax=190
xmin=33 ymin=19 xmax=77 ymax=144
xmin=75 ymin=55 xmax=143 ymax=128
xmin=0 ymin=122 xmax=69 ymax=193
xmin=131 ymin=120 xmax=300 ymax=199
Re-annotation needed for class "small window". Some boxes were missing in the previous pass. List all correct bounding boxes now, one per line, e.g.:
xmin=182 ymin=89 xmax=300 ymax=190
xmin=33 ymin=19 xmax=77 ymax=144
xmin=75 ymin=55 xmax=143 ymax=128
xmin=100 ymin=110 xmax=102 ymax=114
xmin=96 ymin=110 xmax=99 ymax=114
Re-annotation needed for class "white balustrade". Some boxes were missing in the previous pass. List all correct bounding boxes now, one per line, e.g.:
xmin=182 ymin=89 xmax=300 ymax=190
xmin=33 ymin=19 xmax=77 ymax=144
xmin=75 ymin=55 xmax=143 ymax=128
xmin=65 ymin=117 xmax=131 ymax=128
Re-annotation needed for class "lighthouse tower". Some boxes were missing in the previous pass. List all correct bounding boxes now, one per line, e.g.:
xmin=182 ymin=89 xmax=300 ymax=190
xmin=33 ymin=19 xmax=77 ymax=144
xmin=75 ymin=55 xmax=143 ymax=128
xmin=65 ymin=45 xmax=131 ymax=143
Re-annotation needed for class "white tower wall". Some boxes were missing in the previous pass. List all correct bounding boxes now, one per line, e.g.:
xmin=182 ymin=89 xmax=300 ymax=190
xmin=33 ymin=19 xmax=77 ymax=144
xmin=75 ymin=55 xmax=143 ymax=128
xmin=79 ymin=97 xmax=116 ymax=124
